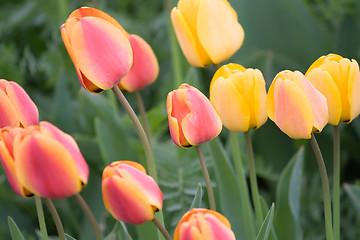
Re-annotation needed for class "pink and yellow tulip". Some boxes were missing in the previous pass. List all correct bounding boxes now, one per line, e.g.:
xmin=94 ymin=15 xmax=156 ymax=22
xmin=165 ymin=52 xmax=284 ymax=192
xmin=305 ymin=53 xmax=360 ymax=125
xmin=171 ymin=0 xmax=244 ymax=67
xmin=102 ymin=161 xmax=163 ymax=225
xmin=266 ymin=70 xmax=328 ymax=139
xmin=167 ymin=83 xmax=222 ymax=148
xmin=0 ymin=121 xmax=89 ymax=199
xmin=0 ymin=79 xmax=38 ymax=128
xmin=61 ymin=7 xmax=133 ymax=93
xmin=210 ymin=63 xmax=267 ymax=132
xmin=174 ymin=208 xmax=236 ymax=240
xmin=118 ymin=34 xmax=159 ymax=92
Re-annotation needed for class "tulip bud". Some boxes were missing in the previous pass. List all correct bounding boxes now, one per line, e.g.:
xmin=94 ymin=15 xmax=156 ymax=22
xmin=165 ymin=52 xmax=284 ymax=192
xmin=102 ymin=161 xmax=163 ymax=225
xmin=171 ymin=0 xmax=244 ymax=67
xmin=117 ymin=34 xmax=159 ymax=92
xmin=0 ymin=79 xmax=38 ymax=128
xmin=167 ymin=83 xmax=222 ymax=148
xmin=0 ymin=122 xmax=89 ymax=199
xmin=209 ymin=63 xmax=267 ymax=132
xmin=266 ymin=70 xmax=328 ymax=139
xmin=61 ymin=7 xmax=133 ymax=93
xmin=174 ymin=208 xmax=236 ymax=240
xmin=305 ymin=53 xmax=360 ymax=125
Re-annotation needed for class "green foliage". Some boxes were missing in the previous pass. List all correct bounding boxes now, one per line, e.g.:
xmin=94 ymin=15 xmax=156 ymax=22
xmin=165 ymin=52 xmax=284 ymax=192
xmin=8 ymin=217 xmax=25 ymax=240
xmin=256 ymin=203 xmax=275 ymax=240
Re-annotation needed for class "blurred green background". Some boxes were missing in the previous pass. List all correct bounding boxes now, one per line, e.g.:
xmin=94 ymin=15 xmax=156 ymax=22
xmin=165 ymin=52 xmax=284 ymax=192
xmin=1 ymin=0 xmax=360 ymax=239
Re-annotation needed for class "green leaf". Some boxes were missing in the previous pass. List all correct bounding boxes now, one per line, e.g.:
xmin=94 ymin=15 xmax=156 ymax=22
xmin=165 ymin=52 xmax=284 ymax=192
xmin=256 ymin=203 xmax=275 ymax=240
xmin=7 ymin=217 xmax=25 ymax=240
xmin=65 ymin=233 xmax=77 ymax=240
xmin=136 ymin=221 xmax=158 ymax=240
xmin=273 ymin=146 xmax=304 ymax=240
xmin=344 ymin=184 xmax=360 ymax=216
xmin=190 ymin=183 xmax=203 ymax=209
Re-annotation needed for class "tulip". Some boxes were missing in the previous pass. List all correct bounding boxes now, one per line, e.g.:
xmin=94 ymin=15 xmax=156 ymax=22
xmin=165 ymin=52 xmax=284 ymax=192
xmin=266 ymin=70 xmax=328 ymax=139
xmin=0 ymin=79 xmax=38 ymax=128
xmin=61 ymin=7 xmax=133 ymax=93
xmin=305 ymin=53 xmax=360 ymax=125
xmin=174 ymin=208 xmax=236 ymax=240
xmin=167 ymin=83 xmax=222 ymax=148
xmin=102 ymin=161 xmax=163 ymax=225
xmin=209 ymin=63 xmax=267 ymax=132
xmin=117 ymin=34 xmax=159 ymax=92
xmin=171 ymin=0 xmax=244 ymax=67
xmin=0 ymin=121 xmax=89 ymax=199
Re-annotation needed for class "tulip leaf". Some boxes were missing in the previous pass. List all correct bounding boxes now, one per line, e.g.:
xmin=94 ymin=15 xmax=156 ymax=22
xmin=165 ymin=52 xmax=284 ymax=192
xmin=272 ymin=146 xmax=304 ymax=240
xmin=7 ymin=216 xmax=25 ymax=240
xmin=344 ymin=184 xmax=360 ymax=216
xmin=208 ymin=138 xmax=256 ymax=240
xmin=136 ymin=221 xmax=158 ymax=240
xmin=65 ymin=233 xmax=77 ymax=240
xmin=256 ymin=203 xmax=275 ymax=240
xmin=190 ymin=183 xmax=203 ymax=209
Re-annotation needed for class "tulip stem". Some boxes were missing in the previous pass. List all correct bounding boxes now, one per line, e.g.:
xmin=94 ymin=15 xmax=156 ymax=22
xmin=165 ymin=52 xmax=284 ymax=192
xmin=134 ymin=91 xmax=151 ymax=141
xmin=44 ymin=199 xmax=65 ymax=240
xmin=244 ymin=131 xmax=263 ymax=228
xmin=152 ymin=216 xmax=172 ymax=240
xmin=333 ymin=125 xmax=340 ymax=240
xmin=309 ymin=134 xmax=333 ymax=240
xmin=111 ymin=85 xmax=158 ymax=181
xmin=74 ymin=193 xmax=103 ymax=240
xmin=35 ymin=196 xmax=48 ymax=240
xmin=196 ymin=145 xmax=216 ymax=211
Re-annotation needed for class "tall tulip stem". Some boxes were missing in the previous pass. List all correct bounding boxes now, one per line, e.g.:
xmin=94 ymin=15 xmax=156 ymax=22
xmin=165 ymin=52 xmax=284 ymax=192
xmin=134 ymin=91 xmax=151 ymax=140
xmin=152 ymin=216 xmax=172 ymax=240
xmin=310 ymin=134 xmax=333 ymax=240
xmin=35 ymin=196 xmax=48 ymax=240
xmin=74 ymin=193 xmax=103 ymax=240
xmin=111 ymin=86 xmax=157 ymax=181
xmin=44 ymin=199 xmax=65 ymax=240
xmin=244 ymin=131 xmax=263 ymax=228
xmin=196 ymin=145 xmax=216 ymax=211
xmin=333 ymin=125 xmax=340 ymax=240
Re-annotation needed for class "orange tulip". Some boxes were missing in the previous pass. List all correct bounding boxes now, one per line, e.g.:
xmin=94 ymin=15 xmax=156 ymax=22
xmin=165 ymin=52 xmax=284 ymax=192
xmin=174 ymin=208 xmax=236 ymax=240
xmin=266 ymin=70 xmax=328 ymax=139
xmin=61 ymin=7 xmax=133 ymax=93
xmin=167 ymin=83 xmax=222 ymax=148
xmin=0 ymin=79 xmax=38 ymax=128
xmin=0 ymin=121 xmax=89 ymax=199
xmin=118 ymin=34 xmax=159 ymax=92
xmin=102 ymin=161 xmax=163 ymax=225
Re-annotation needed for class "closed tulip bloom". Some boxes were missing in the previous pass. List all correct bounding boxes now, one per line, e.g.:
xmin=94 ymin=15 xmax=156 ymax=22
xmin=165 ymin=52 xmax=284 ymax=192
xmin=0 ymin=79 xmax=38 ymax=128
xmin=102 ymin=161 xmax=163 ymax=225
xmin=118 ymin=34 xmax=159 ymax=92
xmin=61 ymin=7 xmax=133 ymax=93
xmin=305 ymin=54 xmax=360 ymax=125
xmin=167 ymin=84 xmax=222 ymax=148
xmin=266 ymin=70 xmax=328 ymax=139
xmin=210 ymin=63 xmax=267 ymax=132
xmin=0 ymin=122 xmax=89 ymax=199
xmin=171 ymin=0 xmax=244 ymax=67
xmin=174 ymin=208 xmax=236 ymax=240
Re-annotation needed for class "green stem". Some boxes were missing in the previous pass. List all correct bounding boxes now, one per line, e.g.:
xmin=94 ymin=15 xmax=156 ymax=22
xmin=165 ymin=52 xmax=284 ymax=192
xmin=333 ymin=125 xmax=340 ymax=240
xmin=74 ymin=193 xmax=103 ymax=240
xmin=35 ymin=196 xmax=48 ymax=240
xmin=309 ymin=134 xmax=333 ymax=240
xmin=196 ymin=145 xmax=216 ymax=211
xmin=111 ymin=85 xmax=157 ymax=181
xmin=44 ymin=199 xmax=65 ymax=240
xmin=231 ymin=131 xmax=255 ymax=237
xmin=134 ymin=91 xmax=151 ymax=141
xmin=152 ymin=216 xmax=172 ymax=240
xmin=244 ymin=131 xmax=263 ymax=228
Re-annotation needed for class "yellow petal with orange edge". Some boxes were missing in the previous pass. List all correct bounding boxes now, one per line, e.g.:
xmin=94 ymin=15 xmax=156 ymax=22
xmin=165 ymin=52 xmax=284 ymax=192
xmin=346 ymin=60 xmax=360 ymax=122
xmin=250 ymin=69 xmax=268 ymax=129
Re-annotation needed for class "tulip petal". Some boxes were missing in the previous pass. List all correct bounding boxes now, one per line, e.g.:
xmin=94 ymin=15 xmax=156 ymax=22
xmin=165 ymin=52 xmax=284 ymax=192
xmin=0 ymin=90 xmax=19 ymax=128
xmin=70 ymin=17 xmax=132 ymax=90
xmin=347 ymin=60 xmax=360 ymax=122
xmin=178 ymin=222 xmax=201 ymax=240
xmin=205 ymin=213 xmax=236 ymax=240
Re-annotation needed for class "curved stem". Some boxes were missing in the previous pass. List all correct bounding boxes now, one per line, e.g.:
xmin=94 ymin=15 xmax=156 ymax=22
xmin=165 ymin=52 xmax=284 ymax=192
xmin=35 ymin=196 xmax=48 ymax=240
xmin=134 ymin=91 xmax=151 ymax=141
xmin=111 ymin=86 xmax=157 ymax=181
xmin=333 ymin=125 xmax=340 ymax=240
xmin=152 ymin=216 xmax=172 ymax=240
xmin=196 ymin=145 xmax=216 ymax=211
xmin=244 ymin=131 xmax=263 ymax=228
xmin=310 ymin=134 xmax=333 ymax=240
xmin=74 ymin=193 xmax=103 ymax=240
xmin=44 ymin=199 xmax=65 ymax=240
